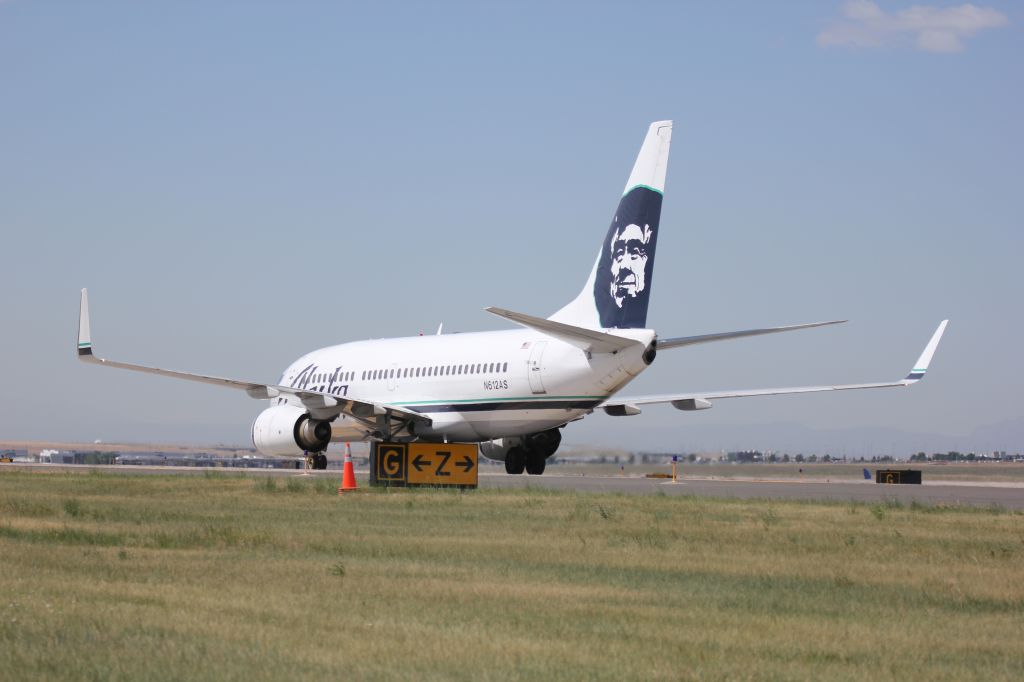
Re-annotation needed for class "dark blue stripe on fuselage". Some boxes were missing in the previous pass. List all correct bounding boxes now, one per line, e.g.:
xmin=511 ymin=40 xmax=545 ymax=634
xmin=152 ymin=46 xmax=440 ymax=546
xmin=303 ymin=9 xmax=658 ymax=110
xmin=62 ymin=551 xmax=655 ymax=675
xmin=406 ymin=400 xmax=603 ymax=413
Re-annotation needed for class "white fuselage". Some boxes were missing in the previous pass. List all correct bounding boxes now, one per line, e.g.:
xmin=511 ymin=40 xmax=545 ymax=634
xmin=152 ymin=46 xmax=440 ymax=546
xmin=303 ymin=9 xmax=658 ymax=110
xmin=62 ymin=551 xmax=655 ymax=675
xmin=273 ymin=328 xmax=656 ymax=443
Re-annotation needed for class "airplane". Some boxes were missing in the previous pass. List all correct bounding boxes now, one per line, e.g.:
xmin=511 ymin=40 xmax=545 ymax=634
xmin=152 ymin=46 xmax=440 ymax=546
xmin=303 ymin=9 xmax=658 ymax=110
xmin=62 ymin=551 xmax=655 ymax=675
xmin=76 ymin=120 xmax=948 ymax=475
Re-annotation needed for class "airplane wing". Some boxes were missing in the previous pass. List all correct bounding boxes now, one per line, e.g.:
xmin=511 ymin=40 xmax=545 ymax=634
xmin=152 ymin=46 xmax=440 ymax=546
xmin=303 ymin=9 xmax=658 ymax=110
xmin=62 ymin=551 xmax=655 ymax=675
xmin=657 ymin=320 xmax=846 ymax=350
xmin=75 ymin=289 xmax=430 ymax=427
xmin=601 ymin=320 xmax=948 ymax=416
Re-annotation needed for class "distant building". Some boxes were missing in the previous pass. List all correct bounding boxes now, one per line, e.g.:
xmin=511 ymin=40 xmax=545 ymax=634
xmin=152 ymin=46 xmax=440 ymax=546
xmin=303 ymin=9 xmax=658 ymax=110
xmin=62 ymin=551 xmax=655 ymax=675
xmin=726 ymin=450 xmax=763 ymax=463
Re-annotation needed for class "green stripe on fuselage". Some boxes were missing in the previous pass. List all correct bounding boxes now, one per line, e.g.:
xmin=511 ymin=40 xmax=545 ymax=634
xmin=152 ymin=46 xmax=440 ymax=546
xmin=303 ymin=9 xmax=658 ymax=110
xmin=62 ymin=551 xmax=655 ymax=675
xmin=394 ymin=395 xmax=603 ymax=407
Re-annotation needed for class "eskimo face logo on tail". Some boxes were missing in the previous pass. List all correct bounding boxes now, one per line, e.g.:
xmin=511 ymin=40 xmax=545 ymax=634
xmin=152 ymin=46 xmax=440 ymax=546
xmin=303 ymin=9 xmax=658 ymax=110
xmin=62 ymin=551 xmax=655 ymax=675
xmin=609 ymin=223 xmax=653 ymax=306
xmin=594 ymin=186 xmax=662 ymax=328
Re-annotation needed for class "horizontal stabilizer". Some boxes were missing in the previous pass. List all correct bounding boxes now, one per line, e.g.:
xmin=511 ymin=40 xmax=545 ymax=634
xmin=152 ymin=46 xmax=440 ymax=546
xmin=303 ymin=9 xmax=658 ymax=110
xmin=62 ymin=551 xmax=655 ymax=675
xmin=485 ymin=307 xmax=641 ymax=354
xmin=657 ymin=320 xmax=846 ymax=351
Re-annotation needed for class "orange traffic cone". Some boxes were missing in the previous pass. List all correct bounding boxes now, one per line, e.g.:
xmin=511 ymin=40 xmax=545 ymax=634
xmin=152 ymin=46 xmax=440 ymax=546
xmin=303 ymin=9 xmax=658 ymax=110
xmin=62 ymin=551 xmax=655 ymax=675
xmin=338 ymin=442 xmax=358 ymax=494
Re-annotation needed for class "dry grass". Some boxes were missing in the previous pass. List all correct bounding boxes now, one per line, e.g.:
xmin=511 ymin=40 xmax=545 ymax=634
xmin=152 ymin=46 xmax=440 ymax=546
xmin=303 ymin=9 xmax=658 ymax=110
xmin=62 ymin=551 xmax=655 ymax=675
xmin=1 ymin=470 xmax=1022 ymax=681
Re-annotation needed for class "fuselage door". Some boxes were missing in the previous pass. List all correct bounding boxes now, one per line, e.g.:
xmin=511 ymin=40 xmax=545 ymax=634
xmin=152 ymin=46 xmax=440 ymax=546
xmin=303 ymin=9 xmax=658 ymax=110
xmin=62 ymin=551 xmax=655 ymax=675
xmin=528 ymin=341 xmax=547 ymax=394
xmin=387 ymin=363 xmax=398 ymax=391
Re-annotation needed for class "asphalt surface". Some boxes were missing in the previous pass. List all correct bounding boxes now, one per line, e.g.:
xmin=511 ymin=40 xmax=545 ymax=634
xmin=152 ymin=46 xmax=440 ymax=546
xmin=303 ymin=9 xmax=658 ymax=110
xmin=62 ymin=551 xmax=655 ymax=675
xmin=481 ymin=472 xmax=1024 ymax=509
xmin=5 ymin=463 xmax=1023 ymax=509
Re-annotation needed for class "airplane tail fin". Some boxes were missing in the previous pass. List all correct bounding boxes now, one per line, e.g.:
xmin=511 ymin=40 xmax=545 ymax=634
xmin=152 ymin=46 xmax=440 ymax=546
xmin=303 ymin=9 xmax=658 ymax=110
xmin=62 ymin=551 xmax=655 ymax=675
xmin=550 ymin=120 xmax=672 ymax=330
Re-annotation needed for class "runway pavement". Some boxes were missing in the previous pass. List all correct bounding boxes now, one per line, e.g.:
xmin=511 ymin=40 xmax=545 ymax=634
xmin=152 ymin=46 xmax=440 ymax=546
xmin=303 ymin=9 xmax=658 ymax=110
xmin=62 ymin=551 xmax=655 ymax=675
xmin=5 ymin=462 xmax=1023 ymax=509
xmin=479 ymin=472 xmax=1024 ymax=509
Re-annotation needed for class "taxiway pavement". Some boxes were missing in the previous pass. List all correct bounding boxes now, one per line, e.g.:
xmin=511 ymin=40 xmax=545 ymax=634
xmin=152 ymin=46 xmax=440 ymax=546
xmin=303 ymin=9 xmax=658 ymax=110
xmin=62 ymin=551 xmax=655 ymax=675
xmin=5 ymin=463 xmax=1022 ymax=509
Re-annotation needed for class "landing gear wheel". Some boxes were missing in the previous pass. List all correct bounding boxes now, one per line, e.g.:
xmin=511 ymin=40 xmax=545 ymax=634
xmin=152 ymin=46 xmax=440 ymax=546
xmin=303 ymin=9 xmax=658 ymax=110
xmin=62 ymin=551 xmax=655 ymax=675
xmin=315 ymin=453 xmax=328 ymax=470
xmin=504 ymin=447 xmax=526 ymax=475
xmin=525 ymin=452 xmax=546 ymax=476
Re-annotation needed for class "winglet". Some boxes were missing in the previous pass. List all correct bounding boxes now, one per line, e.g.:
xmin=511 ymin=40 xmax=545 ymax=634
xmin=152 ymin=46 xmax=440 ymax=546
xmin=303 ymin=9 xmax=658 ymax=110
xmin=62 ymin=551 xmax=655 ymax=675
xmin=903 ymin=320 xmax=948 ymax=383
xmin=77 ymin=288 xmax=93 ymax=357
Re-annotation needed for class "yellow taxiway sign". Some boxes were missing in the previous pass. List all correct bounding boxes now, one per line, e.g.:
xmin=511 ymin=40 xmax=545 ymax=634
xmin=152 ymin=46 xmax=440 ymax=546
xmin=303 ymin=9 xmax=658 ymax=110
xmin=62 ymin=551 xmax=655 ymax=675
xmin=371 ymin=442 xmax=478 ymax=488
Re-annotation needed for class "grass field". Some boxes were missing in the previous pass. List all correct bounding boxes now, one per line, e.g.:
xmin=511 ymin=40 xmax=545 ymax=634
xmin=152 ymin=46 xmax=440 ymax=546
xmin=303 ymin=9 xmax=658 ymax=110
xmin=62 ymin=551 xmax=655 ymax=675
xmin=1 ymin=470 xmax=1022 ymax=681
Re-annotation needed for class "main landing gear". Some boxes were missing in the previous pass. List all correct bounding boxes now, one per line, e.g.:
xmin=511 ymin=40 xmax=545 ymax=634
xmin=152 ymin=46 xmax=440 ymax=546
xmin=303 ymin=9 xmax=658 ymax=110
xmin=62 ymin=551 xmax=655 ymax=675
xmin=490 ymin=429 xmax=561 ymax=476
xmin=305 ymin=452 xmax=328 ymax=470
xmin=503 ymin=447 xmax=548 ymax=476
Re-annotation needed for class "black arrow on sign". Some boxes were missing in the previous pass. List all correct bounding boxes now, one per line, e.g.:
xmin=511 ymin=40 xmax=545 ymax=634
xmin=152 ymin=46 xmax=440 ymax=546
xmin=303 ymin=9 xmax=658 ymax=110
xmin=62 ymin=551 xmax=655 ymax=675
xmin=456 ymin=456 xmax=475 ymax=473
xmin=412 ymin=454 xmax=430 ymax=472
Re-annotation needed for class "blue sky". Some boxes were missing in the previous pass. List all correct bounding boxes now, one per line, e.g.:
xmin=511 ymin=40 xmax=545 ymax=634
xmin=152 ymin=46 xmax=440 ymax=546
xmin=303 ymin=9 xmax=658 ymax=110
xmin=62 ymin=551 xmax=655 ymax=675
xmin=1 ymin=1 xmax=1020 ymax=453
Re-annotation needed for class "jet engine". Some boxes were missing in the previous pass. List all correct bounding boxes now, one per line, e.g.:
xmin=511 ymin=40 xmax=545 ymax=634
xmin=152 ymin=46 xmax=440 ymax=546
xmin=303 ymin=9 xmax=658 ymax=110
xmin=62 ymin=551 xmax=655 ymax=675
xmin=479 ymin=428 xmax=562 ymax=461
xmin=251 ymin=405 xmax=332 ymax=457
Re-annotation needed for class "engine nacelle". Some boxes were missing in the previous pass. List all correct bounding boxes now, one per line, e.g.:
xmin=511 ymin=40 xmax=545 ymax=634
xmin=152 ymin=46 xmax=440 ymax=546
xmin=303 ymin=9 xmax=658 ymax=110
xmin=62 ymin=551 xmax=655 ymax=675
xmin=251 ymin=405 xmax=332 ymax=457
xmin=479 ymin=428 xmax=562 ymax=462
xmin=479 ymin=437 xmax=516 ymax=462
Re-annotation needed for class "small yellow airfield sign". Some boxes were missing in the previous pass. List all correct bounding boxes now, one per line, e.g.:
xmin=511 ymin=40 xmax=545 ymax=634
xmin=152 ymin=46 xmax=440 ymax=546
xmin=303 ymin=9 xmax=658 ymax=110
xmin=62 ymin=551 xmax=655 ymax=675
xmin=371 ymin=442 xmax=478 ymax=488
